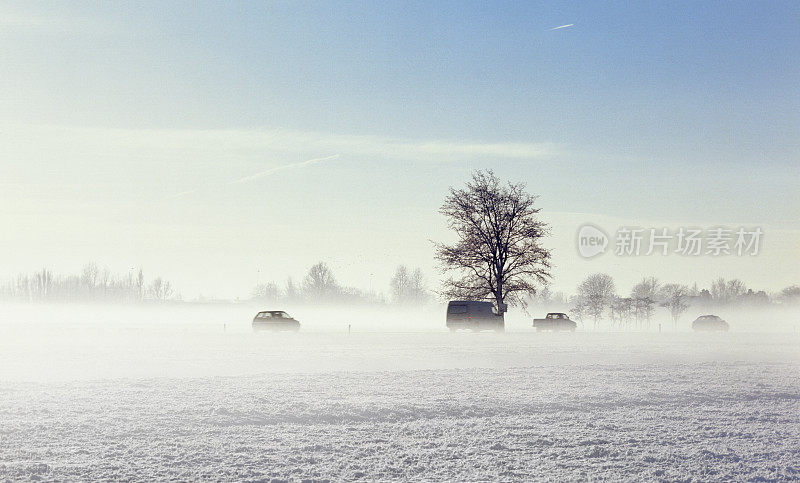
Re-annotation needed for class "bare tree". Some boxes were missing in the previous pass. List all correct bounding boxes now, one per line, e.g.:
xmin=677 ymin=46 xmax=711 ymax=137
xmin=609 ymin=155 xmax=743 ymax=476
xmin=33 ymin=268 xmax=53 ymax=301
xmin=148 ymin=277 xmax=174 ymax=301
xmin=570 ymin=297 xmax=588 ymax=327
xmin=389 ymin=265 xmax=428 ymax=305
xmin=303 ymin=262 xmax=340 ymax=303
xmin=727 ymin=279 xmax=747 ymax=299
xmin=389 ymin=265 xmax=410 ymax=303
xmin=576 ymin=273 xmax=616 ymax=328
xmin=284 ymin=277 xmax=299 ymax=303
xmin=81 ymin=263 xmax=99 ymax=293
xmin=409 ymin=269 xmax=427 ymax=303
xmin=434 ymin=170 xmax=551 ymax=312
xmin=710 ymin=278 xmax=726 ymax=302
xmin=252 ymin=282 xmax=281 ymax=303
xmin=660 ymin=283 xmax=690 ymax=330
xmin=136 ymin=269 xmax=145 ymax=302
xmin=710 ymin=278 xmax=747 ymax=305
xmin=610 ymin=296 xmax=634 ymax=329
xmin=631 ymin=277 xmax=661 ymax=327
xmin=632 ymin=277 xmax=661 ymax=300
xmin=532 ymin=286 xmax=553 ymax=305
xmin=16 ymin=274 xmax=31 ymax=302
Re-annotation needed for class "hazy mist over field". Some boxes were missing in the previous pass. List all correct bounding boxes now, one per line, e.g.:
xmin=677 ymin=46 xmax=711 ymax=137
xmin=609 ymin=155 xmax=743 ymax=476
xmin=2 ymin=302 xmax=799 ymax=480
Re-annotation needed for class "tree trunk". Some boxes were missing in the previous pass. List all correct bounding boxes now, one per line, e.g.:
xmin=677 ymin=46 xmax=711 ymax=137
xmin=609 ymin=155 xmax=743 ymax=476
xmin=495 ymin=278 xmax=504 ymax=313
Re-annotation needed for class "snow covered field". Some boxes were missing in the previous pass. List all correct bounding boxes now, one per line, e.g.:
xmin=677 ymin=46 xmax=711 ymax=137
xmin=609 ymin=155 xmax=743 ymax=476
xmin=1 ymin=307 xmax=799 ymax=480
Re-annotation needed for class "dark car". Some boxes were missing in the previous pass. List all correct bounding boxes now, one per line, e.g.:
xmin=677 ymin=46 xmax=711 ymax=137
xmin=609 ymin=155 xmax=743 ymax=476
xmin=252 ymin=310 xmax=301 ymax=331
xmin=533 ymin=312 xmax=577 ymax=332
xmin=692 ymin=315 xmax=729 ymax=332
xmin=446 ymin=300 xmax=505 ymax=332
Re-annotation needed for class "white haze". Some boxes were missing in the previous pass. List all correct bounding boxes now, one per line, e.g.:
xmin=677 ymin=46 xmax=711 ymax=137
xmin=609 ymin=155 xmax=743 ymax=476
xmin=2 ymin=303 xmax=799 ymax=480
xmin=1 ymin=302 xmax=799 ymax=383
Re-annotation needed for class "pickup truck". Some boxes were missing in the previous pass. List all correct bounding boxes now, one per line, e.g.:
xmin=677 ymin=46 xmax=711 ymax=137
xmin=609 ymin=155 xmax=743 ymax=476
xmin=533 ymin=312 xmax=577 ymax=332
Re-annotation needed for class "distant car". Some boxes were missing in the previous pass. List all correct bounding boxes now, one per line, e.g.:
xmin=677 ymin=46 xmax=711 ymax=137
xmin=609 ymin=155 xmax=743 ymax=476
xmin=692 ymin=315 xmax=729 ymax=332
xmin=533 ymin=312 xmax=577 ymax=332
xmin=446 ymin=300 xmax=504 ymax=332
xmin=252 ymin=311 xmax=301 ymax=331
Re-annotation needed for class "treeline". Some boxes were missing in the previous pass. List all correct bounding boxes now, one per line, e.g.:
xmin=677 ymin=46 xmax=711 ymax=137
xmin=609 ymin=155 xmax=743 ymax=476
xmin=0 ymin=263 xmax=176 ymax=303
xmin=1 ymin=261 xmax=431 ymax=306
xmin=533 ymin=274 xmax=800 ymax=330
xmin=251 ymin=262 xmax=430 ymax=306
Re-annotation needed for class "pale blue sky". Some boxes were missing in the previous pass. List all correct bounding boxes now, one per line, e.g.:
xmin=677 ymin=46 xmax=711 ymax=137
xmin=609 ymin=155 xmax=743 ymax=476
xmin=1 ymin=1 xmax=798 ymax=298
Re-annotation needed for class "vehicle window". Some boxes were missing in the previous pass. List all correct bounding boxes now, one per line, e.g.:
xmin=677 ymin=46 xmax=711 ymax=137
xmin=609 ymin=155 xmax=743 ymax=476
xmin=448 ymin=305 xmax=467 ymax=314
xmin=475 ymin=304 xmax=491 ymax=315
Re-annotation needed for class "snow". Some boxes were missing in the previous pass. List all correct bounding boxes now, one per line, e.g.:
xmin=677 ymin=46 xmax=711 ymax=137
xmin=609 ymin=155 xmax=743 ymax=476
xmin=1 ymin=308 xmax=799 ymax=480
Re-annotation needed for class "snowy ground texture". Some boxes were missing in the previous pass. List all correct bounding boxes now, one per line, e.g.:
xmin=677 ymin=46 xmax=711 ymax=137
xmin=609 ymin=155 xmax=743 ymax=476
xmin=1 ymin=322 xmax=799 ymax=480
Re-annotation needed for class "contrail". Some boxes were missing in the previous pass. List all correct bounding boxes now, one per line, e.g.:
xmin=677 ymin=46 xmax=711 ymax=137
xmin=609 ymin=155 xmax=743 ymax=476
xmin=226 ymin=154 xmax=340 ymax=185
xmin=168 ymin=154 xmax=340 ymax=199
xmin=548 ymin=24 xmax=574 ymax=31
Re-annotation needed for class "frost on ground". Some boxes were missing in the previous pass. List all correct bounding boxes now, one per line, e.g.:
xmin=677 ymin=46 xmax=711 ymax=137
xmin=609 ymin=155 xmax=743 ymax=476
xmin=1 ymin=328 xmax=799 ymax=481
